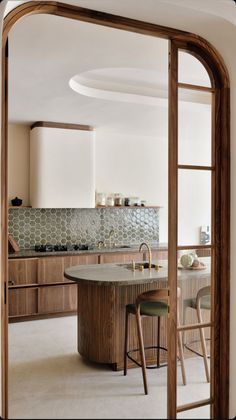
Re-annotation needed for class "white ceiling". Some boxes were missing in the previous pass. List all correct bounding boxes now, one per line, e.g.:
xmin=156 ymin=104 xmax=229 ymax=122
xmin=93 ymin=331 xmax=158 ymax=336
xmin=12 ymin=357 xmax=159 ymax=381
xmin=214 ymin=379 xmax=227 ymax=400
xmin=9 ymin=12 xmax=170 ymax=135
xmin=7 ymin=0 xmax=219 ymax=135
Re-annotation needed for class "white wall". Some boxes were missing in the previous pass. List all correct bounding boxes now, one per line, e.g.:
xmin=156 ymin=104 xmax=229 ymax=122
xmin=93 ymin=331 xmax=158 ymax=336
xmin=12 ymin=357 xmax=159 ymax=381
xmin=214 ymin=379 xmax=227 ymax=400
xmin=95 ymin=129 xmax=168 ymax=241
xmin=96 ymin=99 xmax=212 ymax=245
xmin=8 ymin=123 xmax=30 ymax=206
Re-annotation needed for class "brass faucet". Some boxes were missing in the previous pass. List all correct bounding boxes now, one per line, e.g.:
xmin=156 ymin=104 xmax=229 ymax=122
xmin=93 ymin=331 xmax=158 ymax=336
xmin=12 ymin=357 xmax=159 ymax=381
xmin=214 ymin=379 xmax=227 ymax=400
xmin=108 ymin=229 xmax=115 ymax=248
xmin=139 ymin=242 xmax=152 ymax=269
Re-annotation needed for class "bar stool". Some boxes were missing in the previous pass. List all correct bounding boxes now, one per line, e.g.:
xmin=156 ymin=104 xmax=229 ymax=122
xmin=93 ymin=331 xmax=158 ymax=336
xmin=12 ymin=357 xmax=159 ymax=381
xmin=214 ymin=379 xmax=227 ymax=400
xmin=124 ymin=287 xmax=186 ymax=394
xmin=183 ymin=285 xmax=211 ymax=382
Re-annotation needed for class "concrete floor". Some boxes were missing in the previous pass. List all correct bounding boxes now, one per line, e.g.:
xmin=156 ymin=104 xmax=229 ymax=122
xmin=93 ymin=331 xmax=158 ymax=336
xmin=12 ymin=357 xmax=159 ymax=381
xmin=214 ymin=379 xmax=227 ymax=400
xmin=9 ymin=316 xmax=210 ymax=419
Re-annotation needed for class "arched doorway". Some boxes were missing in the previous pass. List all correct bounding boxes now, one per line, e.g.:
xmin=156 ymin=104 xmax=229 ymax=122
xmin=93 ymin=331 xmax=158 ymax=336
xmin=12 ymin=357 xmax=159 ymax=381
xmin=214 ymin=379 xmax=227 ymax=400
xmin=1 ymin=2 xmax=230 ymax=419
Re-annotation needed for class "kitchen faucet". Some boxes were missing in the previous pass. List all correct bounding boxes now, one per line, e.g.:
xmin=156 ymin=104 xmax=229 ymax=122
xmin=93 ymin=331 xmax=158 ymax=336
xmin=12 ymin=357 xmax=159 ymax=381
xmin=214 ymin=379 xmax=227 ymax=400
xmin=139 ymin=242 xmax=152 ymax=269
xmin=108 ymin=229 xmax=115 ymax=248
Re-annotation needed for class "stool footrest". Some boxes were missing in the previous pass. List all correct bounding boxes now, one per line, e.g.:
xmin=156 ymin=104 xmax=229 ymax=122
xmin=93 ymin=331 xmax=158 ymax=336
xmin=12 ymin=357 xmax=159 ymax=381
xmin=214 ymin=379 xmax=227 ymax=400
xmin=184 ymin=339 xmax=210 ymax=359
xmin=126 ymin=345 xmax=167 ymax=369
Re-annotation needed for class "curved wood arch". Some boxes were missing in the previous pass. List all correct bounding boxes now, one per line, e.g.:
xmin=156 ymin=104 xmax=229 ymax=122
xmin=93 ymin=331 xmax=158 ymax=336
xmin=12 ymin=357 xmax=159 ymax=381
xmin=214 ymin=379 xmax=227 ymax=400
xmin=1 ymin=2 xmax=230 ymax=419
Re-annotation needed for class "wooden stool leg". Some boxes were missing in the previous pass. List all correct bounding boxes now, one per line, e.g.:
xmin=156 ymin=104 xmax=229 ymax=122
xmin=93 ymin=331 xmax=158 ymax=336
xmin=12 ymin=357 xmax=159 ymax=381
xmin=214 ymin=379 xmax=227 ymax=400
xmin=197 ymin=305 xmax=210 ymax=383
xmin=177 ymin=296 xmax=186 ymax=385
xmin=135 ymin=310 xmax=148 ymax=395
xmin=157 ymin=316 xmax=160 ymax=367
xmin=177 ymin=330 xmax=187 ymax=385
xmin=124 ymin=307 xmax=129 ymax=376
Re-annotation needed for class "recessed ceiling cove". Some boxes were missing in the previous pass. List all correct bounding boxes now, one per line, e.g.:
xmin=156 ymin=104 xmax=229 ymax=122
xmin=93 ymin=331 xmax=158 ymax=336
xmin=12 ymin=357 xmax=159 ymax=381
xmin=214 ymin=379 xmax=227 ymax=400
xmin=69 ymin=67 xmax=168 ymax=106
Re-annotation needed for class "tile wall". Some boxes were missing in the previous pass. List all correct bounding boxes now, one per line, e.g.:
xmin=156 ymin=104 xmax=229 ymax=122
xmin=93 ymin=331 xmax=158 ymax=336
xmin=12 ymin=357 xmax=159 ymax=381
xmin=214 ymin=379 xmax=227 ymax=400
xmin=8 ymin=207 xmax=160 ymax=249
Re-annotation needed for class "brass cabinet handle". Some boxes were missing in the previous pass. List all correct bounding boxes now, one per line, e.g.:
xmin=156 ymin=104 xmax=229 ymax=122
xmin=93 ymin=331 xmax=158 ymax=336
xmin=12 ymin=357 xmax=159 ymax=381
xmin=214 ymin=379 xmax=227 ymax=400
xmin=8 ymin=280 xmax=15 ymax=286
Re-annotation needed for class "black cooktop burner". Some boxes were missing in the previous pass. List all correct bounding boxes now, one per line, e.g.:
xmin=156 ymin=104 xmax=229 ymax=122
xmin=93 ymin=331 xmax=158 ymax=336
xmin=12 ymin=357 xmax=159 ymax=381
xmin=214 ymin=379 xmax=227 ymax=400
xmin=34 ymin=244 xmax=89 ymax=252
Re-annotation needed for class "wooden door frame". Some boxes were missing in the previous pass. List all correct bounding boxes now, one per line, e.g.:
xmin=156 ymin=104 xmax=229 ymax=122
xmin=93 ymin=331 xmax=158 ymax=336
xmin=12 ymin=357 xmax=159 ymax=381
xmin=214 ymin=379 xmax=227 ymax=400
xmin=1 ymin=2 xmax=230 ymax=419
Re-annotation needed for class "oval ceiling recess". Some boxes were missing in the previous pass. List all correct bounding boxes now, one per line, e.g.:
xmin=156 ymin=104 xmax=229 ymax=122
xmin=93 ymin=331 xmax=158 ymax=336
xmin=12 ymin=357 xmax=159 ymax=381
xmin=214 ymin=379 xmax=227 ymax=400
xmin=69 ymin=67 xmax=168 ymax=106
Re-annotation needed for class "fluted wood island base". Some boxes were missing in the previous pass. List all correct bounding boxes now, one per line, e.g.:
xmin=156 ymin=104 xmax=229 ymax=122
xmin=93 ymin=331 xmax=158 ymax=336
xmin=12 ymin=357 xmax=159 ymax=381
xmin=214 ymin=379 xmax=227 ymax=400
xmin=64 ymin=261 xmax=210 ymax=371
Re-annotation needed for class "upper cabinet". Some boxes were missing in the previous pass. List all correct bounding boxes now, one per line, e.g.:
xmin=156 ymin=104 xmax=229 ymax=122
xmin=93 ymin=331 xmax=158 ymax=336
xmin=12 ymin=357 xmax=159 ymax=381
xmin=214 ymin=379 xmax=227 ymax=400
xmin=30 ymin=122 xmax=95 ymax=208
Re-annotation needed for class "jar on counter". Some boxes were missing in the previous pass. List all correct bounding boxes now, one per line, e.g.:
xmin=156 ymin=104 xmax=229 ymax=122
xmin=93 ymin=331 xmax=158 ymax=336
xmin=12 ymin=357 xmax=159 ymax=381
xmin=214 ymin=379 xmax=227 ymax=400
xmin=124 ymin=197 xmax=131 ymax=206
xmin=114 ymin=193 xmax=123 ymax=206
xmin=106 ymin=194 xmax=115 ymax=206
xmin=96 ymin=192 xmax=106 ymax=207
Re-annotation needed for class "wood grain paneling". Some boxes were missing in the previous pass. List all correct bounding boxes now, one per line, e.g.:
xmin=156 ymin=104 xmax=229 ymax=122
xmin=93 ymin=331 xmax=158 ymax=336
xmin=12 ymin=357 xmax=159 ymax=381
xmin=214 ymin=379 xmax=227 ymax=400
xmin=38 ymin=284 xmax=77 ymax=314
xmin=8 ymin=258 xmax=38 ymax=286
xmin=100 ymin=251 xmax=142 ymax=264
xmin=77 ymin=280 xmax=168 ymax=369
xmin=9 ymin=287 xmax=37 ymax=317
xmin=38 ymin=254 xmax=99 ymax=284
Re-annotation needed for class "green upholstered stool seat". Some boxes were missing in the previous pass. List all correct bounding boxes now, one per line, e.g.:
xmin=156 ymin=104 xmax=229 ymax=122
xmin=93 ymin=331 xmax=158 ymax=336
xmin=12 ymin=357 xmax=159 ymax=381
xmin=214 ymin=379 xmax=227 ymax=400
xmin=126 ymin=301 xmax=168 ymax=317
xmin=184 ymin=295 xmax=211 ymax=311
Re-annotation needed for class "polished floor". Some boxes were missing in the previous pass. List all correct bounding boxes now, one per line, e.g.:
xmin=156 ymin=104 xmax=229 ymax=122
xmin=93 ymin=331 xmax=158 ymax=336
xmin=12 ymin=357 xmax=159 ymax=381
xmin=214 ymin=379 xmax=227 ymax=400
xmin=9 ymin=316 xmax=210 ymax=419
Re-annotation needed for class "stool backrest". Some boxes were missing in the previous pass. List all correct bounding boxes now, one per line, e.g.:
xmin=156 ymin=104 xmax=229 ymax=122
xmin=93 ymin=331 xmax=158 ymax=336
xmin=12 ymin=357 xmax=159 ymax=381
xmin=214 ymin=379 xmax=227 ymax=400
xmin=136 ymin=288 xmax=169 ymax=306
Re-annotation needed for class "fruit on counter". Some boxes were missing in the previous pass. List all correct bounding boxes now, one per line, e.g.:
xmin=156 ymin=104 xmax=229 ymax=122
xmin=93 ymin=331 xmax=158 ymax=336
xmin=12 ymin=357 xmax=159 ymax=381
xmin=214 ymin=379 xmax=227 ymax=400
xmin=180 ymin=253 xmax=194 ymax=268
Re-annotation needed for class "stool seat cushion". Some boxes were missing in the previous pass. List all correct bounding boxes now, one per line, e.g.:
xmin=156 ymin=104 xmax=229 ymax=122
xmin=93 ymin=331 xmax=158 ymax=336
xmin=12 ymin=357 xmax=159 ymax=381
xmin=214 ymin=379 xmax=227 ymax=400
xmin=184 ymin=295 xmax=211 ymax=310
xmin=126 ymin=301 xmax=168 ymax=317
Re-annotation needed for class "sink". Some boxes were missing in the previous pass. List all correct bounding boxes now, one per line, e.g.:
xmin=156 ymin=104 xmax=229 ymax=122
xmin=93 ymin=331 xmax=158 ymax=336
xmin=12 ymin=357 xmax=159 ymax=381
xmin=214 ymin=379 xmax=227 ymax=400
xmin=118 ymin=262 xmax=162 ymax=270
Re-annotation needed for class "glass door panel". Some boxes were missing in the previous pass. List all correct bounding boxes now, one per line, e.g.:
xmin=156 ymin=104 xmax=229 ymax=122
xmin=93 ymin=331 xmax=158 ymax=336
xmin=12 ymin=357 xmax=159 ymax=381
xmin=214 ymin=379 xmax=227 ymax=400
xmin=178 ymin=51 xmax=211 ymax=87
xmin=177 ymin=247 xmax=212 ymax=416
xmin=178 ymin=89 xmax=212 ymax=167
xmin=176 ymin=50 xmax=214 ymax=418
xmin=178 ymin=170 xmax=212 ymax=247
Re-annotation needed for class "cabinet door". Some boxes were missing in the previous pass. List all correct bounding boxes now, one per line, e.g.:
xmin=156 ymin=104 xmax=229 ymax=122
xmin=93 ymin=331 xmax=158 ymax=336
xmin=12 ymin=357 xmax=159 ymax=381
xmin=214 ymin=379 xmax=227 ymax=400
xmin=8 ymin=258 xmax=38 ymax=286
xmin=9 ymin=287 xmax=38 ymax=317
xmin=64 ymin=254 xmax=99 ymax=278
xmin=38 ymin=257 xmax=65 ymax=284
xmin=38 ymin=254 xmax=99 ymax=284
xmin=38 ymin=284 xmax=77 ymax=314
xmin=100 ymin=252 xmax=142 ymax=264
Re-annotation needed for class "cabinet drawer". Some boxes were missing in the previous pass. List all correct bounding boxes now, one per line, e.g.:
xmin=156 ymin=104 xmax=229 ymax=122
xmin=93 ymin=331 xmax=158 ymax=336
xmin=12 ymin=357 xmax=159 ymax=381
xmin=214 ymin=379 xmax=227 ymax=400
xmin=38 ymin=284 xmax=77 ymax=314
xmin=8 ymin=258 xmax=38 ymax=286
xmin=9 ymin=287 xmax=38 ymax=317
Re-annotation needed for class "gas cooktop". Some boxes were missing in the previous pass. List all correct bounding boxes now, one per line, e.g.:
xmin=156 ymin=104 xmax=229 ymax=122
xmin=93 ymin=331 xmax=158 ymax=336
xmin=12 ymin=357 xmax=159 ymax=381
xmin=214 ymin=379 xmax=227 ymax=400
xmin=34 ymin=244 xmax=89 ymax=252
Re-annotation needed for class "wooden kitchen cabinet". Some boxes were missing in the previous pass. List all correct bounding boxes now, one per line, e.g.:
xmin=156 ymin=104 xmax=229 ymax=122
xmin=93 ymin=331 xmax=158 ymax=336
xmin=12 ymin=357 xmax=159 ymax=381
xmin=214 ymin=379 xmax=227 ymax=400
xmin=8 ymin=258 xmax=38 ymax=286
xmin=8 ymin=251 xmax=168 ymax=321
xmin=9 ymin=288 xmax=38 ymax=318
xmin=37 ymin=254 xmax=99 ymax=283
xmin=37 ymin=254 xmax=98 ymax=315
xmin=150 ymin=249 xmax=168 ymax=261
xmin=38 ymin=284 xmax=77 ymax=314
xmin=8 ymin=258 xmax=39 ymax=319
xmin=8 ymin=253 xmax=100 ymax=322
xmin=99 ymin=251 xmax=142 ymax=264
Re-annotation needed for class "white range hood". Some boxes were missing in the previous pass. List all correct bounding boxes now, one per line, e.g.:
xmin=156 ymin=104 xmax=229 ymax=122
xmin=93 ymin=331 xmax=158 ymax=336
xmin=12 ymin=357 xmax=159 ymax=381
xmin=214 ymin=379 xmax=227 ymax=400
xmin=30 ymin=122 xmax=95 ymax=208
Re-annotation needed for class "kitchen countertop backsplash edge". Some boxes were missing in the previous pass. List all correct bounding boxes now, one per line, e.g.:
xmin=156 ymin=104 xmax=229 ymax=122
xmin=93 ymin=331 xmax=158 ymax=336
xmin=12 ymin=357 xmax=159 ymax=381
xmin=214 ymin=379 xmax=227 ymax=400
xmin=8 ymin=243 xmax=168 ymax=259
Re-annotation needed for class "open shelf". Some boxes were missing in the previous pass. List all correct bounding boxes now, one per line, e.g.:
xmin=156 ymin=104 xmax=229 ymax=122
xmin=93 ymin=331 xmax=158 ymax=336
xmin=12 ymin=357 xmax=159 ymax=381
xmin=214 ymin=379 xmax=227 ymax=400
xmin=95 ymin=205 xmax=161 ymax=209
xmin=8 ymin=206 xmax=32 ymax=208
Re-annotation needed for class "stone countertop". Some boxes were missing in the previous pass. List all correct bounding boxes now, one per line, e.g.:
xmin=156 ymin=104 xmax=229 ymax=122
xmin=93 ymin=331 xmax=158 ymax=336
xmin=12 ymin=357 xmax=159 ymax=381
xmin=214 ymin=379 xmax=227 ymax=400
xmin=64 ymin=259 xmax=211 ymax=286
xmin=8 ymin=243 xmax=168 ymax=259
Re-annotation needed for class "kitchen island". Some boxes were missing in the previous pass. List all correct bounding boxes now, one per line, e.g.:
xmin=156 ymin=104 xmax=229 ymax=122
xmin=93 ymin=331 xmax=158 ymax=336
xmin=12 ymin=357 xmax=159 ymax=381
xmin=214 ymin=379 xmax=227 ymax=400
xmin=64 ymin=260 xmax=211 ymax=370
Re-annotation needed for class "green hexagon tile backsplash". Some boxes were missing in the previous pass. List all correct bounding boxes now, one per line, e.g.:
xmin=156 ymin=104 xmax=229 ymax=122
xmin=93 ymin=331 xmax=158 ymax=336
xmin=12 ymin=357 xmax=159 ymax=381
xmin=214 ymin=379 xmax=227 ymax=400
xmin=8 ymin=207 xmax=159 ymax=249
